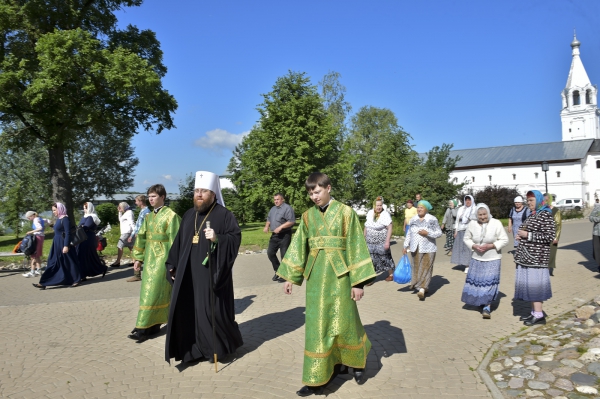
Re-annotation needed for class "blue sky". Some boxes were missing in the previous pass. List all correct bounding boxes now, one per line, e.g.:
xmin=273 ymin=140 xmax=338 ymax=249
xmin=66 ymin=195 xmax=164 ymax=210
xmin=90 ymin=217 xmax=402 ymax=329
xmin=115 ymin=0 xmax=600 ymax=193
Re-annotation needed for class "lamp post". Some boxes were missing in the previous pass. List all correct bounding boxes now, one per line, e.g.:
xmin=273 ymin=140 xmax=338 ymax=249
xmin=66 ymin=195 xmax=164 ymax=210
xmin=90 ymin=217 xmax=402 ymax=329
xmin=541 ymin=161 xmax=549 ymax=195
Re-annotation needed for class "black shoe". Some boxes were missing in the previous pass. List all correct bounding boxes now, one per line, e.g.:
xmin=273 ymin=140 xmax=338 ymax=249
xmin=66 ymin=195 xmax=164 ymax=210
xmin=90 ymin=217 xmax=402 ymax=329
xmin=80 ymin=277 xmax=87 ymax=282
xmin=519 ymin=314 xmax=534 ymax=321
xmin=549 ymin=269 xmax=554 ymax=276
xmin=110 ymin=262 xmax=120 ymax=268
xmin=354 ymin=368 xmax=366 ymax=385
xmin=32 ymin=283 xmax=46 ymax=290
xmin=128 ymin=329 xmax=147 ymax=342
xmin=524 ymin=316 xmax=546 ymax=326
xmin=296 ymin=386 xmax=324 ymax=397
xmin=277 ymin=277 xmax=286 ymax=283
xmin=272 ymin=273 xmax=279 ymax=281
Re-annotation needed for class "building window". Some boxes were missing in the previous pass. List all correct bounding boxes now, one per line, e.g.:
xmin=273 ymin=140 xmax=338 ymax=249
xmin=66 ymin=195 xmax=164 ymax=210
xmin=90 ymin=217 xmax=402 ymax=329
xmin=573 ymin=90 xmax=581 ymax=105
xmin=557 ymin=171 xmax=561 ymax=178
xmin=586 ymin=89 xmax=592 ymax=104
xmin=488 ymin=175 xmax=492 ymax=182
xmin=472 ymin=176 xmax=475 ymax=183
xmin=596 ymin=160 xmax=600 ymax=169
xmin=535 ymin=172 xmax=538 ymax=179
xmin=512 ymin=174 xmax=516 ymax=180
xmin=453 ymin=177 xmax=458 ymax=183
xmin=569 ymin=128 xmax=572 ymax=132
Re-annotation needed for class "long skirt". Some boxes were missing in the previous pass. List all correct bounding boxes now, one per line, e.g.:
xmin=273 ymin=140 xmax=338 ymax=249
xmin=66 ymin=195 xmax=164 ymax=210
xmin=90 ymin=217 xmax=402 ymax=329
xmin=451 ymin=230 xmax=471 ymax=265
xmin=461 ymin=259 xmax=501 ymax=306
xmin=365 ymin=227 xmax=395 ymax=273
xmin=514 ymin=265 xmax=552 ymax=302
xmin=444 ymin=229 xmax=455 ymax=250
xmin=409 ymin=249 xmax=435 ymax=291
xmin=593 ymin=235 xmax=600 ymax=268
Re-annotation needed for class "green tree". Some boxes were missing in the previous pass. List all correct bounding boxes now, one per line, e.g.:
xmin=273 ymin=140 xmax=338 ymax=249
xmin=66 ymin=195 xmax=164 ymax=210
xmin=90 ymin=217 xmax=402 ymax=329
xmin=228 ymin=71 xmax=339 ymax=217
xmin=0 ymin=1 xmax=177 ymax=221
xmin=392 ymin=144 xmax=463 ymax=219
xmin=96 ymin=203 xmax=119 ymax=226
xmin=171 ymin=174 xmax=194 ymax=218
xmin=473 ymin=185 xmax=522 ymax=219
xmin=344 ymin=106 xmax=417 ymax=209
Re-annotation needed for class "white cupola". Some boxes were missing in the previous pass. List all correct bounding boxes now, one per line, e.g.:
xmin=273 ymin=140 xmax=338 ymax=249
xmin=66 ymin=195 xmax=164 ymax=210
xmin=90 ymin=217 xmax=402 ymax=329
xmin=561 ymin=33 xmax=600 ymax=141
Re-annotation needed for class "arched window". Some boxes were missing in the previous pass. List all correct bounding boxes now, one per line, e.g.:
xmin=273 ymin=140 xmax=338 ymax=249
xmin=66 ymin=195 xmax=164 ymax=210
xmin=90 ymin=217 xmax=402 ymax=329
xmin=573 ymin=90 xmax=581 ymax=105
xmin=534 ymin=172 xmax=539 ymax=179
xmin=488 ymin=175 xmax=492 ymax=182
xmin=471 ymin=176 xmax=475 ymax=183
xmin=556 ymin=171 xmax=561 ymax=178
xmin=586 ymin=89 xmax=592 ymax=104
xmin=512 ymin=174 xmax=516 ymax=180
xmin=596 ymin=160 xmax=600 ymax=169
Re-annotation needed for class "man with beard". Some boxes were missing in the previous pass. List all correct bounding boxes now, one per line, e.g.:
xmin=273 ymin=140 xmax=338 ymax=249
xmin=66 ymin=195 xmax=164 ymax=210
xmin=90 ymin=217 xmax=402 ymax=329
xmin=129 ymin=184 xmax=181 ymax=342
xmin=164 ymin=171 xmax=243 ymax=365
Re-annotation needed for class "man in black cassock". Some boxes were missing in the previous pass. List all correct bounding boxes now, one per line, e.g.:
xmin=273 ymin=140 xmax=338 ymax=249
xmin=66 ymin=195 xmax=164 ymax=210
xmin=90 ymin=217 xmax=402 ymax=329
xmin=164 ymin=171 xmax=243 ymax=364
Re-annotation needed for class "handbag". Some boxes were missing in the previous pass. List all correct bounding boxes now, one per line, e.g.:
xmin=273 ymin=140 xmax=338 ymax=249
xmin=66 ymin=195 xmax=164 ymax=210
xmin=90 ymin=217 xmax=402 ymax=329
xmin=393 ymin=254 xmax=412 ymax=284
xmin=71 ymin=226 xmax=88 ymax=246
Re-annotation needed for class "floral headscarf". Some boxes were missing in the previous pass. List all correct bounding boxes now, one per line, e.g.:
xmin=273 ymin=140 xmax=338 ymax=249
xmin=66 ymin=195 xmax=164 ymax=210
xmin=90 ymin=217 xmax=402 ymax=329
xmin=373 ymin=196 xmax=384 ymax=221
xmin=526 ymin=190 xmax=552 ymax=214
xmin=54 ymin=202 xmax=67 ymax=219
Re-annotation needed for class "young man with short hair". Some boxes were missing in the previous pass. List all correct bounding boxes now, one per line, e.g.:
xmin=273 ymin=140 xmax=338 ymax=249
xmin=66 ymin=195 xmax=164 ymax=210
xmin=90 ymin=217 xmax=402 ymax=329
xmin=128 ymin=185 xmax=181 ymax=342
xmin=126 ymin=195 xmax=151 ymax=282
xmin=277 ymin=172 xmax=376 ymax=396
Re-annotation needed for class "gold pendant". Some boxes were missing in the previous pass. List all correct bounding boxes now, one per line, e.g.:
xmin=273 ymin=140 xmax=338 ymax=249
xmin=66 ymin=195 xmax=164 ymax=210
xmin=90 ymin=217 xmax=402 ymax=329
xmin=192 ymin=235 xmax=199 ymax=244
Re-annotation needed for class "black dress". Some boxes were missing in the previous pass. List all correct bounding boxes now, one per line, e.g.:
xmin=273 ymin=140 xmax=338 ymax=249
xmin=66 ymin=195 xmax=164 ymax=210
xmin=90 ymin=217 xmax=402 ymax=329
xmin=76 ymin=217 xmax=108 ymax=277
xmin=39 ymin=217 xmax=81 ymax=286
xmin=164 ymin=203 xmax=243 ymax=363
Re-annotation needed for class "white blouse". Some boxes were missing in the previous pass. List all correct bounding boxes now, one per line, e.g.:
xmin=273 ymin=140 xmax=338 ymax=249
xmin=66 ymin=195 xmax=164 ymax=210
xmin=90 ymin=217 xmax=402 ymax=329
xmin=365 ymin=209 xmax=392 ymax=230
xmin=463 ymin=218 xmax=509 ymax=261
xmin=404 ymin=213 xmax=442 ymax=253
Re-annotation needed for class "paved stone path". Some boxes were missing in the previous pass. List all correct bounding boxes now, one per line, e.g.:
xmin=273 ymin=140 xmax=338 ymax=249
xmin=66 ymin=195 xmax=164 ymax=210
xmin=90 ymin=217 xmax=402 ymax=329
xmin=1 ymin=219 xmax=599 ymax=398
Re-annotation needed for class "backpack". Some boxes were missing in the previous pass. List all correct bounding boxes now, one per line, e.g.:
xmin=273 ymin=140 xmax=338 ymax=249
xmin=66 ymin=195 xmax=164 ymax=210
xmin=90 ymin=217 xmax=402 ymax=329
xmin=509 ymin=207 xmax=531 ymax=222
xmin=18 ymin=234 xmax=37 ymax=256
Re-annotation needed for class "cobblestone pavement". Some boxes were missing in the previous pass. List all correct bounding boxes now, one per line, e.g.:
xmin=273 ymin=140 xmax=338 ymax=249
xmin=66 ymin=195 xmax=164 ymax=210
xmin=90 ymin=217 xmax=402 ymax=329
xmin=1 ymin=220 xmax=599 ymax=399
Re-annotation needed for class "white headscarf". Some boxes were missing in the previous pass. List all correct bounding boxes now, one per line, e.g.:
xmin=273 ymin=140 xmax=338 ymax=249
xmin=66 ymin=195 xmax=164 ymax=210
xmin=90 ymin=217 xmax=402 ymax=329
xmin=84 ymin=202 xmax=101 ymax=226
xmin=460 ymin=195 xmax=477 ymax=224
xmin=474 ymin=203 xmax=493 ymax=241
xmin=195 ymin=171 xmax=225 ymax=207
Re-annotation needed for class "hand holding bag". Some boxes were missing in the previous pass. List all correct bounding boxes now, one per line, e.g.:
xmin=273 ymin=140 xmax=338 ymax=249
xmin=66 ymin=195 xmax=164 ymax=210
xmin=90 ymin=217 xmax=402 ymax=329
xmin=71 ymin=226 xmax=88 ymax=246
xmin=393 ymin=254 xmax=412 ymax=284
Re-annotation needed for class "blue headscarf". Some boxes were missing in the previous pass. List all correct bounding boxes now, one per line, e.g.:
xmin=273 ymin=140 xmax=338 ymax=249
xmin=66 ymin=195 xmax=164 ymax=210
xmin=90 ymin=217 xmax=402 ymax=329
xmin=526 ymin=190 xmax=551 ymax=214
xmin=417 ymin=200 xmax=433 ymax=211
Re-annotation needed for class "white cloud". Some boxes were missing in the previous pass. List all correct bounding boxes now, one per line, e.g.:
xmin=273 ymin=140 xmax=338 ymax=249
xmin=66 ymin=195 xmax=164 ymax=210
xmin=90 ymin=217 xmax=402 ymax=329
xmin=194 ymin=129 xmax=248 ymax=151
xmin=162 ymin=174 xmax=173 ymax=181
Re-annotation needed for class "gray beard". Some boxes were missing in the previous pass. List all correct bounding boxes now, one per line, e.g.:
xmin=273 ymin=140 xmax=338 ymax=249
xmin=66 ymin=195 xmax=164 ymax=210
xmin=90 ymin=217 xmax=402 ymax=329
xmin=194 ymin=199 xmax=213 ymax=213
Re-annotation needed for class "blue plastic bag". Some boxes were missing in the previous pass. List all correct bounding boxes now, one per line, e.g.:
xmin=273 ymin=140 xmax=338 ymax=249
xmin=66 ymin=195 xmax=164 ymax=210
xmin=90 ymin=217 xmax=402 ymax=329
xmin=393 ymin=254 xmax=411 ymax=284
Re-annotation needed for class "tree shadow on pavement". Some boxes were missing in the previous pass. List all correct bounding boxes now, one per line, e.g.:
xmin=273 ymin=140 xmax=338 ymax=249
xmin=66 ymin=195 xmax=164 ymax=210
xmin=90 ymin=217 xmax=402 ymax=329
xmin=325 ymin=320 xmax=406 ymax=394
xmin=461 ymin=291 xmax=507 ymax=312
xmin=559 ymin=240 xmax=599 ymax=274
xmin=236 ymin=306 xmax=305 ymax=359
xmin=235 ymin=295 xmax=256 ymax=314
xmin=77 ymin=266 xmax=135 ymax=285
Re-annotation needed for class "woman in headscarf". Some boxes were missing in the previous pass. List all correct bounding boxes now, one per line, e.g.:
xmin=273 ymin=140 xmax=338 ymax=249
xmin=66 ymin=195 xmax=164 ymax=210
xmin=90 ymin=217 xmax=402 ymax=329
xmin=451 ymin=195 xmax=477 ymax=273
xmin=514 ymin=190 xmax=555 ymax=326
xmin=588 ymin=201 xmax=600 ymax=273
xmin=76 ymin=202 xmax=108 ymax=280
xmin=441 ymin=199 xmax=458 ymax=255
xmin=403 ymin=200 xmax=442 ymax=300
xmin=33 ymin=203 xmax=82 ymax=289
xmin=461 ymin=204 xmax=508 ymax=319
xmin=364 ymin=196 xmax=395 ymax=281
xmin=403 ymin=200 xmax=417 ymax=236
xmin=508 ymin=196 xmax=530 ymax=249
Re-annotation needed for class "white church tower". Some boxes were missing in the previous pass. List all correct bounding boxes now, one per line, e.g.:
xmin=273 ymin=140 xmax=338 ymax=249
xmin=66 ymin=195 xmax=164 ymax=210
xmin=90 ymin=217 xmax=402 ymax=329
xmin=560 ymin=34 xmax=600 ymax=141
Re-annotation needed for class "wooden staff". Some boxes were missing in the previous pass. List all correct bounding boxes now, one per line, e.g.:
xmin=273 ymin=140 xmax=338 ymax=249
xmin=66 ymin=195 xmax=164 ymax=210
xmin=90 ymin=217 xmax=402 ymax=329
xmin=207 ymin=221 xmax=218 ymax=373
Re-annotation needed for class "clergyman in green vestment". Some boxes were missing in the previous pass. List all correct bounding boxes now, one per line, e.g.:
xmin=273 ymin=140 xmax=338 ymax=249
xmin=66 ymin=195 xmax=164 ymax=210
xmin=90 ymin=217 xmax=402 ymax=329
xmin=128 ymin=184 xmax=182 ymax=342
xmin=277 ymin=173 xmax=376 ymax=396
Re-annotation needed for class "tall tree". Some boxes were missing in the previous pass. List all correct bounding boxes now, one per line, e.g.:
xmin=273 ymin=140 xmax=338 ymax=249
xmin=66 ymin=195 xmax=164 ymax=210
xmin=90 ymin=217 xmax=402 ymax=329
xmin=0 ymin=1 xmax=177 ymax=220
xmin=344 ymin=106 xmax=417 ymax=209
xmin=228 ymin=71 xmax=339 ymax=216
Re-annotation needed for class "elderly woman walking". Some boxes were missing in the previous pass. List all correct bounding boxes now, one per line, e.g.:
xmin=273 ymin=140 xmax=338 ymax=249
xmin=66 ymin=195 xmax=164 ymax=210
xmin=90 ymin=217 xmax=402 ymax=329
xmin=76 ymin=202 xmax=108 ymax=279
xmin=403 ymin=200 xmax=442 ymax=300
xmin=461 ymin=204 xmax=509 ymax=319
xmin=364 ymin=196 xmax=395 ymax=281
xmin=110 ymin=201 xmax=135 ymax=267
xmin=589 ymin=202 xmax=600 ymax=273
xmin=452 ymin=195 xmax=477 ymax=273
xmin=442 ymin=199 xmax=458 ymax=255
xmin=514 ymin=190 xmax=555 ymax=326
xmin=508 ymin=196 xmax=530 ymax=250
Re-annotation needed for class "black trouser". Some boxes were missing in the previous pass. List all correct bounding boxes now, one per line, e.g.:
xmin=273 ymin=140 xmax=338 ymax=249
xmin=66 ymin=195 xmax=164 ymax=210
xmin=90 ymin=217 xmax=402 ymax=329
xmin=267 ymin=231 xmax=292 ymax=272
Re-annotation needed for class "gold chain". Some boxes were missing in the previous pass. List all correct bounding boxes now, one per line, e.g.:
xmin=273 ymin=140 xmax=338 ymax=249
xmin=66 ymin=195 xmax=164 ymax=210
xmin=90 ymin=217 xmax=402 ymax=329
xmin=193 ymin=202 xmax=216 ymax=244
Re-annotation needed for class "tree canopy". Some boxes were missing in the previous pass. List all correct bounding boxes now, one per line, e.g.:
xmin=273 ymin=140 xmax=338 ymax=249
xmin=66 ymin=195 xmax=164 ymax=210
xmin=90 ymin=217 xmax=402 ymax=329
xmin=0 ymin=0 xmax=177 ymax=219
xmin=228 ymin=71 xmax=339 ymax=216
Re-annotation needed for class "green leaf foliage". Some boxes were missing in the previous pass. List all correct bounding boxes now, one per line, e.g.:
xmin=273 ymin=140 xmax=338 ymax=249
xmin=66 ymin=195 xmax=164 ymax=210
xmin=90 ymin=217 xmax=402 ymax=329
xmin=0 ymin=0 xmax=177 ymax=219
xmin=472 ymin=185 xmax=523 ymax=219
xmin=95 ymin=203 xmax=119 ymax=226
xmin=228 ymin=71 xmax=339 ymax=218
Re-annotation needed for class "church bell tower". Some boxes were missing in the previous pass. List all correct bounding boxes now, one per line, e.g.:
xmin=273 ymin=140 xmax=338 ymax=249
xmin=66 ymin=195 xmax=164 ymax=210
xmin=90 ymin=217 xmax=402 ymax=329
xmin=560 ymin=34 xmax=600 ymax=141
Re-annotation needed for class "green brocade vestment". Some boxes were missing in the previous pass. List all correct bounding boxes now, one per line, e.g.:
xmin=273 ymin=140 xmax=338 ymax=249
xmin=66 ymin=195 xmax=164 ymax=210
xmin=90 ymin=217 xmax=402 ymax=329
xmin=277 ymin=200 xmax=376 ymax=386
xmin=132 ymin=207 xmax=181 ymax=330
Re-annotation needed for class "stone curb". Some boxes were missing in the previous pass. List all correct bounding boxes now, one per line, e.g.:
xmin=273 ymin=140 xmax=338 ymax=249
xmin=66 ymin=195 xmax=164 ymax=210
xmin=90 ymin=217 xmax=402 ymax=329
xmin=476 ymin=296 xmax=596 ymax=399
